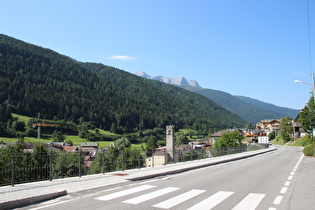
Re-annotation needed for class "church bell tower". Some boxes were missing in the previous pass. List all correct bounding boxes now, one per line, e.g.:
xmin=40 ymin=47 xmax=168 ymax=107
xmin=166 ymin=125 xmax=175 ymax=161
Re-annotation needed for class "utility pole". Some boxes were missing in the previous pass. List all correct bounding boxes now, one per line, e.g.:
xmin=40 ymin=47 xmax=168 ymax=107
xmin=312 ymin=72 xmax=315 ymax=155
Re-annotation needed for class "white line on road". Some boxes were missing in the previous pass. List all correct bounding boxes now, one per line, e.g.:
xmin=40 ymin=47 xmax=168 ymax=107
xmin=284 ymin=181 xmax=290 ymax=186
xmin=296 ymin=154 xmax=304 ymax=166
xmin=232 ymin=193 xmax=265 ymax=210
xmin=95 ymin=184 xmax=156 ymax=201
xmin=187 ymin=191 xmax=234 ymax=210
xmin=29 ymin=201 xmax=69 ymax=210
xmin=280 ymin=187 xmax=288 ymax=194
xmin=273 ymin=195 xmax=283 ymax=205
xmin=152 ymin=189 xmax=206 ymax=209
xmin=123 ymin=187 xmax=179 ymax=204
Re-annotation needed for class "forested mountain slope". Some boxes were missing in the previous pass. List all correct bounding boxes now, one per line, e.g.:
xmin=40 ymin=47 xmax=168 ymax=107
xmin=235 ymin=96 xmax=299 ymax=119
xmin=182 ymin=86 xmax=298 ymax=124
xmin=81 ymin=62 xmax=245 ymax=131
xmin=0 ymin=34 xmax=245 ymax=133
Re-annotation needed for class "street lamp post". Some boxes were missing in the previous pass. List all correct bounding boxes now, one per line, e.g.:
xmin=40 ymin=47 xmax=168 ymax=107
xmin=295 ymin=72 xmax=315 ymax=156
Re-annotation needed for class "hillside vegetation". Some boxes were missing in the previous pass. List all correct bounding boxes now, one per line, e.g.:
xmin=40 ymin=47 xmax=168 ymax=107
xmin=182 ymin=85 xmax=298 ymax=124
xmin=235 ymin=96 xmax=298 ymax=119
xmin=0 ymin=34 xmax=245 ymax=135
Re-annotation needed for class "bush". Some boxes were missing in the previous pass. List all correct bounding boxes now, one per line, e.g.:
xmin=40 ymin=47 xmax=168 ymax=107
xmin=303 ymin=143 xmax=314 ymax=156
xmin=298 ymin=136 xmax=312 ymax=146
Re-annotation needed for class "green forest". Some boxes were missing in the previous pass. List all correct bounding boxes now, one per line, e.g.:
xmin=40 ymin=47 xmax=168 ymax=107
xmin=0 ymin=34 xmax=245 ymax=138
xmin=181 ymin=86 xmax=299 ymax=124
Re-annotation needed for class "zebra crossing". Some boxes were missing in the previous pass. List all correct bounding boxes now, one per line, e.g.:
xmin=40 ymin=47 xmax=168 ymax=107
xmin=95 ymin=184 xmax=267 ymax=209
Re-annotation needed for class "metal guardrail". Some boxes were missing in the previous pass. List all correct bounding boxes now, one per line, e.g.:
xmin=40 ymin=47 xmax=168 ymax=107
xmin=0 ymin=144 xmax=267 ymax=186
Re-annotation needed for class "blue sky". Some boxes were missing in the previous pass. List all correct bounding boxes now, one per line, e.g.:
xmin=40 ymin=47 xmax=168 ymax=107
xmin=1 ymin=0 xmax=314 ymax=110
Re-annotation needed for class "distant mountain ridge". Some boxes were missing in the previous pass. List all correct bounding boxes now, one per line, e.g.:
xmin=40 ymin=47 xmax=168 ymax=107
xmin=135 ymin=71 xmax=201 ymax=88
xmin=235 ymin=96 xmax=299 ymax=119
xmin=181 ymin=85 xmax=299 ymax=124
xmin=134 ymin=71 xmax=299 ymax=123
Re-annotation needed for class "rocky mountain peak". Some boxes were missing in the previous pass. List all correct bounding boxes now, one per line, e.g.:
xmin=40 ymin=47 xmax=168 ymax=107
xmin=134 ymin=71 xmax=201 ymax=88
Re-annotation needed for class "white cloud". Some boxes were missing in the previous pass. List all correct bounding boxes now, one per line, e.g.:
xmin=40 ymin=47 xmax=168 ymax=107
xmin=107 ymin=55 xmax=136 ymax=61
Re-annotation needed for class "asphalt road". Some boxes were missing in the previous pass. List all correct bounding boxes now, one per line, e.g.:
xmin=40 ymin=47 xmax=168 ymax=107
xmin=19 ymin=146 xmax=314 ymax=210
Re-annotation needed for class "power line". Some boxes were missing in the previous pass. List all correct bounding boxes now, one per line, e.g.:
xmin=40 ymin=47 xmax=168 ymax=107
xmin=307 ymin=0 xmax=313 ymax=76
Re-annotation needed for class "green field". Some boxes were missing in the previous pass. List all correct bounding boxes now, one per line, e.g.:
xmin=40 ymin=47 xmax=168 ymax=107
xmin=0 ymin=135 xmax=148 ymax=149
xmin=12 ymin=113 xmax=33 ymax=123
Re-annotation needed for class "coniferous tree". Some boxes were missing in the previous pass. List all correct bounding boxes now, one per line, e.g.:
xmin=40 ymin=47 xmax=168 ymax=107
xmin=279 ymin=117 xmax=293 ymax=143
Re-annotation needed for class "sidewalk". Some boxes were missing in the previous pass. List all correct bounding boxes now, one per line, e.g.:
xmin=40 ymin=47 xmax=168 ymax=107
xmin=0 ymin=147 xmax=277 ymax=210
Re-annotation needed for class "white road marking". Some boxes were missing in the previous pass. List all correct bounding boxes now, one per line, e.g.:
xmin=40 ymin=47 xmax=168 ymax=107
xmin=29 ymin=201 xmax=69 ymax=210
xmin=152 ymin=189 xmax=206 ymax=209
xmin=122 ymin=187 xmax=179 ymax=204
xmin=95 ymin=184 xmax=156 ymax=201
xmin=271 ymin=155 xmax=304 ymax=208
xmin=280 ymin=187 xmax=287 ymax=194
xmin=232 ymin=193 xmax=265 ymax=210
xmin=187 ymin=191 xmax=234 ymax=210
xmin=273 ymin=195 xmax=283 ymax=205
xmin=297 ymin=154 xmax=304 ymax=165
xmin=139 ymin=179 xmax=160 ymax=184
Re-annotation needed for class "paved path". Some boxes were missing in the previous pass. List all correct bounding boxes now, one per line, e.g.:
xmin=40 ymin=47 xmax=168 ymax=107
xmin=0 ymin=147 xmax=278 ymax=209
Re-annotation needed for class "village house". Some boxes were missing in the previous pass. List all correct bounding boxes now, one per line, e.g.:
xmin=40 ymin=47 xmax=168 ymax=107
xmin=256 ymin=119 xmax=280 ymax=133
xmin=145 ymin=144 xmax=209 ymax=167
xmin=293 ymin=122 xmax=308 ymax=138
xmin=210 ymin=131 xmax=225 ymax=144
xmin=63 ymin=146 xmax=79 ymax=153
xmin=81 ymin=142 xmax=99 ymax=168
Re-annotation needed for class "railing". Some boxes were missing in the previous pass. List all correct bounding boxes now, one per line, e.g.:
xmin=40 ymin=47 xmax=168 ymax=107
xmin=0 ymin=144 xmax=266 ymax=186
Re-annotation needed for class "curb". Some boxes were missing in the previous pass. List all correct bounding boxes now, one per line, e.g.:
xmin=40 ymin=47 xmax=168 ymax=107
xmin=126 ymin=147 xmax=277 ymax=181
xmin=0 ymin=190 xmax=67 ymax=210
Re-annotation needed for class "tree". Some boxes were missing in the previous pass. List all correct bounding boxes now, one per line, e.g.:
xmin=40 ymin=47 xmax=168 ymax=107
xmin=12 ymin=121 xmax=26 ymax=132
xmin=114 ymin=137 xmax=131 ymax=149
xmin=279 ymin=117 xmax=293 ymax=143
xmin=94 ymin=128 xmax=100 ymax=135
xmin=298 ymin=97 xmax=315 ymax=135
xmin=0 ymin=104 xmax=12 ymax=136
xmin=214 ymin=130 xmax=244 ymax=148
xmin=146 ymin=135 xmax=157 ymax=150
xmin=268 ymin=131 xmax=276 ymax=141
xmin=53 ymin=151 xmax=85 ymax=178
xmin=245 ymin=122 xmax=255 ymax=130
xmin=52 ymin=130 xmax=65 ymax=142
xmin=175 ymin=134 xmax=189 ymax=145
xmin=66 ymin=139 xmax=73 ymax=146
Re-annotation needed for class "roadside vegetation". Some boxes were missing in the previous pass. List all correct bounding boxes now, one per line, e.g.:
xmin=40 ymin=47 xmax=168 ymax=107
xmin=270 ymin=97 xmax=315 ymax=157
